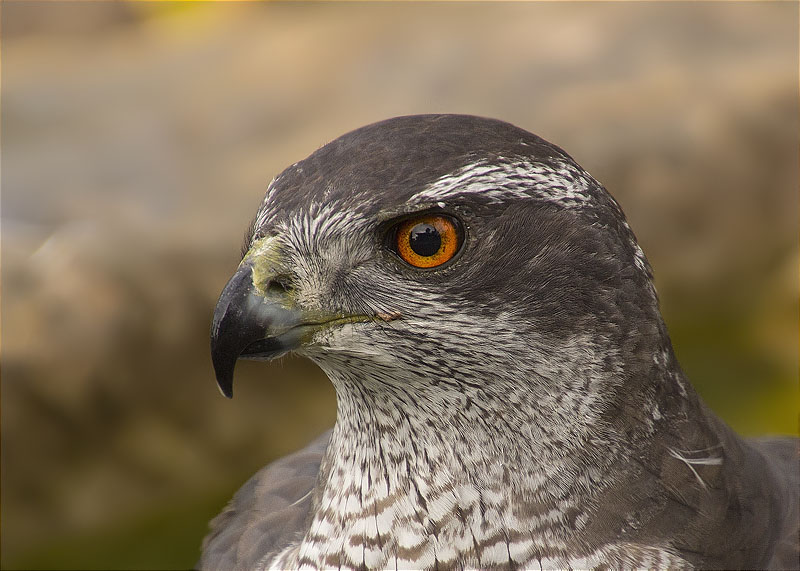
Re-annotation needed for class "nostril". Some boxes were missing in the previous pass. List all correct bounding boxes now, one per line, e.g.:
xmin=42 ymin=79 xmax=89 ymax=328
xmin=267 ymin=275 xmax=294 ymax=295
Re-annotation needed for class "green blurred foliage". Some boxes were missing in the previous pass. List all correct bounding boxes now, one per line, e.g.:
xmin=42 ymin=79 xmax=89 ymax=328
xmin=2 ymin=2 xmax=797 ymax=569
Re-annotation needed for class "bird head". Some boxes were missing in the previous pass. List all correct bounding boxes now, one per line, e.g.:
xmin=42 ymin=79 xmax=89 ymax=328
xmin=211 ymin=114 xmax=673 ymax=455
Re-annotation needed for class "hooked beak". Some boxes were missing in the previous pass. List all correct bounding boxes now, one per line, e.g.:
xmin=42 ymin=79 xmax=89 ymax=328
xmin=210 ymin=260 xmax=302 ymax=398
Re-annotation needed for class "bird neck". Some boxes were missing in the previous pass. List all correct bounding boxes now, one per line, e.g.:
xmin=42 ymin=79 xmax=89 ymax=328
xmin=325 ymin=366 xmax=621 ymax=504
xmin=282 ymin=366 xmax=640 ymax=568
xmin=279 ymin=346 xmax=760 ymax=570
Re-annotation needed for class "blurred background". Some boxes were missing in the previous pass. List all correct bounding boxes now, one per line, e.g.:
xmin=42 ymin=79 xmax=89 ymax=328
xmin=2 ymin=2 xmax=797 ymax=569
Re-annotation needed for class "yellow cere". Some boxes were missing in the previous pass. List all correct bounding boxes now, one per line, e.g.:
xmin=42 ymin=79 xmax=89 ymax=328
xmin=244 ymin=236 xmax=288 ymax=298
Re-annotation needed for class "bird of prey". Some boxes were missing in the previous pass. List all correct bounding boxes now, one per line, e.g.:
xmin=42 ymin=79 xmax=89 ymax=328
xmin=203 ymin=114 xmax=799 ymax=570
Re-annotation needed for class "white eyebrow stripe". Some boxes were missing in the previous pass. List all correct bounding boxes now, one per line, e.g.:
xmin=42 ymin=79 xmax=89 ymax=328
xmin=410 ymin=157 xmax=595 ymax=208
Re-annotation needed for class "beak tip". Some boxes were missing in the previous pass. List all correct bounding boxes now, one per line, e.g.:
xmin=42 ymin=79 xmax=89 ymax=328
xmin=211 ymin=343 xmax=236 ymax=399
xmin=218 ymin=382 xmax=234 ymax=399
xmin=212 ymin=355 xmax=236 ymax=399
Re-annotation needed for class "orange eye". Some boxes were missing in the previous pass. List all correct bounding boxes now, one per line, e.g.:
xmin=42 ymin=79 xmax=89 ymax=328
xmin=393 ymin=214 xmax=461 ymax=269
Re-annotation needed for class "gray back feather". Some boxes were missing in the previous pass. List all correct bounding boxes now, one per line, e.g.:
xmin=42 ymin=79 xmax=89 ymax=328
xmin=749 ymin=436 xmax=800 ymax=569
xmin=199 ymin=431 xmax=331 ymax=570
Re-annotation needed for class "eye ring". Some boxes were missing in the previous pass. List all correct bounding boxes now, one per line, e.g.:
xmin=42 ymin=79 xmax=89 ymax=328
xmin=390 ymin=214 xmax=463 ymax=269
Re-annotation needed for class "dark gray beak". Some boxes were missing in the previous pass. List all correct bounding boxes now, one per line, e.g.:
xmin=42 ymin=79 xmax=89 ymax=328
xmin=210 ymin=262 xmax=301 ymax=398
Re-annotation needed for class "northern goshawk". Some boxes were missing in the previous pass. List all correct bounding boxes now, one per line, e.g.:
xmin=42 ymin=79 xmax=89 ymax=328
xmin=203 ymin=115 xmax=799 ymax=570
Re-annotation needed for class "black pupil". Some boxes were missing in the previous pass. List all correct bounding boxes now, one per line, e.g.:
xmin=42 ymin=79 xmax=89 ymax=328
xmin=409 ymin=223 xmax=441 ymax=257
